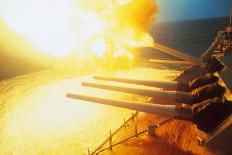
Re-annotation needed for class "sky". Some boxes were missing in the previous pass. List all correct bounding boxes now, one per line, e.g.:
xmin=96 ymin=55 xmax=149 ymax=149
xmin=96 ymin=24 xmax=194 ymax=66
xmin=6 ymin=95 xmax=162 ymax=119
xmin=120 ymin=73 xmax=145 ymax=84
xmin=156 ymin=0 xmax=232 ymax=21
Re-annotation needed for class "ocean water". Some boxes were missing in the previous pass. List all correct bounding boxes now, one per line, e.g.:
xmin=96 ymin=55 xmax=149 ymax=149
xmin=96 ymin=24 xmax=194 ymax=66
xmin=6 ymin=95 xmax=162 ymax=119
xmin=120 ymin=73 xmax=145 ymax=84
xmin=0 ymin=67 xmax=179 ymax=154
xmin=150 ymin=17 xmax=229 ymax=57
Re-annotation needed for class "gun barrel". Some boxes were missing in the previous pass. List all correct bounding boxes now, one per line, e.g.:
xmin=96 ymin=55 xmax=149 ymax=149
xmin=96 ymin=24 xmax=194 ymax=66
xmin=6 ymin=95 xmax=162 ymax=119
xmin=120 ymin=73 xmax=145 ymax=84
xmin=149 ymin=59 xmax=193 ymax=65
xmin=66 ymin=93 xmax=193 ymax=120
xmin=94 ymin=76 xmax=179 ymax=90
xmin=153 ymin=43 xmax=205 ymax=68
xmin=82 ymin=82 xmax=192 ymax=103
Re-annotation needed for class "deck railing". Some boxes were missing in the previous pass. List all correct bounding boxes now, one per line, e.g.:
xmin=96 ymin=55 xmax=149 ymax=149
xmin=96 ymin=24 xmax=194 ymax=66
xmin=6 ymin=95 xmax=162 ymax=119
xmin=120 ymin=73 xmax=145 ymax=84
xmin=88 ymin=111 xmax=146 ymax=155
xmin=87 ymin=112 xmax=173 ymax=155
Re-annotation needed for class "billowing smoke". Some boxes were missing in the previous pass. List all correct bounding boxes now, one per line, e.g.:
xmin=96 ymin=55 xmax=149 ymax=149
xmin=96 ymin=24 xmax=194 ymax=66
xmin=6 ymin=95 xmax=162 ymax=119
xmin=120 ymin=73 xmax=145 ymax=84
xmin=0 ymin=0 xmax=159 ymax=71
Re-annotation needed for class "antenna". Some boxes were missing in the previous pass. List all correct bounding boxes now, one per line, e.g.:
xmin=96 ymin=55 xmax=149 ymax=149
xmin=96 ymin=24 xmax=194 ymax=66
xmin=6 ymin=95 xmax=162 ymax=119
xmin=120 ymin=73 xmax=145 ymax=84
xmin=230 ymin=5 xmax=232 ymax=27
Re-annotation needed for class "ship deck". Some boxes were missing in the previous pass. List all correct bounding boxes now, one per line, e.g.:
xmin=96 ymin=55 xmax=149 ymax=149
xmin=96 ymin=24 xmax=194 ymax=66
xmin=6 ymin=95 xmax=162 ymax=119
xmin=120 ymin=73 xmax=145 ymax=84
xmin=100 ymin=114 xmax=213 ymax=155
xmin=90 ymin=66 xmax=232 ymax=155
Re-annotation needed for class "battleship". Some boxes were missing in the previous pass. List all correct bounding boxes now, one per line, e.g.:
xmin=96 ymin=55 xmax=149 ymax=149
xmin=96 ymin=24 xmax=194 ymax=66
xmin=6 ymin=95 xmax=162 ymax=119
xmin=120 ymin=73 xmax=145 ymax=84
xmin=66 ymin=7 xmax=232 ymax=155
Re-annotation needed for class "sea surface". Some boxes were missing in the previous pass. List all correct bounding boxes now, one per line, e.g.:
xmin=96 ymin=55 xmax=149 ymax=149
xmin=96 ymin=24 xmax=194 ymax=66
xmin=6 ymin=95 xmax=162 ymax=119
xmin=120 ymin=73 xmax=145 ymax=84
xmin=0 ymin=68 xmax=179 ymax=154
xmin=150 ymin=17 xmax=228 ymax=57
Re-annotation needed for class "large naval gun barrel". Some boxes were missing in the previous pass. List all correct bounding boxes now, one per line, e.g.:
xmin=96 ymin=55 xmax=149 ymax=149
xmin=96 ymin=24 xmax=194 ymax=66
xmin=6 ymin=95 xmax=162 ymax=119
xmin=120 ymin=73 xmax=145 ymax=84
xmin=94 ymin=76 xmax=181 ymax=91
xmin=82 ymin=81 xmax=226 ymax=104
xmin=94 ymin=74 xmax=219 ymax=92
xmin=82 ymin=82 xmax=192 ymax=103
xmin=66 ymin=93 xmax=192 ymax=121
xmin=66 ymin=93 xmax=232 ymax=132
xmin=152 ymin=44 xmax=226 ymax=73
xmin=153 ymin=43 xmax=206 ymax=68
xmin=149 ymin=59 xmax=193 ymax=65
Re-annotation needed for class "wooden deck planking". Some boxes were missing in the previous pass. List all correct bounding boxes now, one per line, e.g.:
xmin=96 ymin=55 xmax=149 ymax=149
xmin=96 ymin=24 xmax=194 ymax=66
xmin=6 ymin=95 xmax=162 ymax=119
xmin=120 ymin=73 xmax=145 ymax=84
xmin=99 ymin=113 xmax=215 ymax=155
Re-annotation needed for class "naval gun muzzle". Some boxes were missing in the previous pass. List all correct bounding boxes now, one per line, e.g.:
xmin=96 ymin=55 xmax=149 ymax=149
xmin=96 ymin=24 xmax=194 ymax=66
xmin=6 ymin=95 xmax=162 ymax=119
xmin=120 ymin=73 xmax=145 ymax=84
xmin=66 ymin=93 xmax=193 ymax=121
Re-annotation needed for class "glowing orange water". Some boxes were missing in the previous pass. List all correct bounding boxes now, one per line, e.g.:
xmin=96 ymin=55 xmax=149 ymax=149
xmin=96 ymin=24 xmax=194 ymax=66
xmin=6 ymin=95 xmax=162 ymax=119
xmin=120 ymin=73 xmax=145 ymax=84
xmin=0 ymin=68 xmax=178 ymax=154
